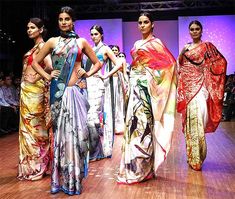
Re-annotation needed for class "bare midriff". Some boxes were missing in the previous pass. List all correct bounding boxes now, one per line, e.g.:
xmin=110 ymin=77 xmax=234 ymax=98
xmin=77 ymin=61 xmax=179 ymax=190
xmin=67 ymin=62 xmax=83 ymax=87
xmin=23 ymin=65 xmax=40 ymax=83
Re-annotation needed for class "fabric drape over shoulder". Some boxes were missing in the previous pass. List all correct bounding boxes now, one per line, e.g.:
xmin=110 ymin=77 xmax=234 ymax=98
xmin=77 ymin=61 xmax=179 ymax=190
xmin=131 ymin=38 xmax=177 ymax=121
xmin=117 ymin=37 xmax=177 ymax=184
xmin=177 ymin=42 xmax=227 ymax=133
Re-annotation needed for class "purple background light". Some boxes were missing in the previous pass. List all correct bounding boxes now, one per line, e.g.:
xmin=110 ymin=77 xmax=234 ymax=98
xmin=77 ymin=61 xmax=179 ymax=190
xmin=75 ymin=15 xmax=234 ymax=75
xmin=74 ymin=19 xmax=123 ymax=51
xmin=122 ymin=20 xmax=178 ymax=65
xmin=179 ymin=15 xmax=235 ymax=75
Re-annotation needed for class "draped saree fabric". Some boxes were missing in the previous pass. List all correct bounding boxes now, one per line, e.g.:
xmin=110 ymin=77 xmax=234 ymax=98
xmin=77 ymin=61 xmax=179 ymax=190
xmin=86 ymin=43 xmax=114 ymax=160
xmin=50 ymin=32 xmax=89 ymax=195
xmin=18 ymin=44 xmax=51 ymax=181
xmin=177 ymin=42 xmax=227 ymax=170
xmin=117 ymin=38 xmax=177 ymax=184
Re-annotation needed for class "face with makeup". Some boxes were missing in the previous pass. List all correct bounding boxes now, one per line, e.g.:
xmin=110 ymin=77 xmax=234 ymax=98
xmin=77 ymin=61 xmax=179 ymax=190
xmin=27 ymin=22 xmax=42 ymax=39
xmin=189 ymin=23 xmax=202 ymax=41
xmin=90 ymin=28 xmax=102 ymax=45
xmin=138 ymin=15 xmax=153 ymax=35
xmin=111 ymin=46 xmax=120 ymax=56
xmin=58 ymin=12 xmax=73 ymax=32
xmin=118 ymin=53 xmax=125 ymax=58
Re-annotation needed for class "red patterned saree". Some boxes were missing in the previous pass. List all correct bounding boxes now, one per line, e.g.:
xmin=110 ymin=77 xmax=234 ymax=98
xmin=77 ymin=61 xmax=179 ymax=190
xmin=177 ymin=42 xmax=227 ymax=133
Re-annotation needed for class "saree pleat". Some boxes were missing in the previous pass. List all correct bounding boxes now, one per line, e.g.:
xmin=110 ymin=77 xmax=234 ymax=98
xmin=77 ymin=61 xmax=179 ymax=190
xmin=113 ymin=73 xmax=125 ymax=134
xmin=87 ymin=43 xmax=114 ymax=160
xmin=185 ymin=88 xmax=208 ymax=170
xmin=51 ymin=86 xmax=89 ymax=195
xmin=87 ymin=76 xmax=105 ymax=159
xmin=18 ymin=80 xmax=50 ymax=180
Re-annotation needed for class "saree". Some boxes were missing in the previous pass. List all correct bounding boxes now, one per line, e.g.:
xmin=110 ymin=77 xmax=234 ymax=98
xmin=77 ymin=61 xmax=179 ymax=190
xmin=18 ymin=45 xmax=51 ymax=181
xmin=177 ymin=42 xmax=227 ymax=170
xmin=113 ymin=71 xmax=126 ymax=134
xmin=50 ymin=32 xmax=89 ymax=195
xmin=117 ymin=38 xmax=177 ymax=184
xmin=86 ymin=43 xmax=114 ymax=160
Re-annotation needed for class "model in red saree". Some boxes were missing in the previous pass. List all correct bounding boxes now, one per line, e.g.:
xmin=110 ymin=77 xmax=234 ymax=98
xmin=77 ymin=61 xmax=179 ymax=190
xmin=177 ymin=42 xmax=227 ymax=170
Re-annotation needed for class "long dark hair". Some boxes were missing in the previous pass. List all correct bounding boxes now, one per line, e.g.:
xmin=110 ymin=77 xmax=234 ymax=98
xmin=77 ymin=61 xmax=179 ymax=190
xmin=29 ymin=18 xmax=47 ymax=38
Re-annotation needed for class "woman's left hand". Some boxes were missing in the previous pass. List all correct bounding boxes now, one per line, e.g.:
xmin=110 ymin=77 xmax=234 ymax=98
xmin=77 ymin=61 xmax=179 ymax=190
xmin=77 ymin=68 xmax=86 ymax=78
xmin=50 ymin=70 xmax=60 ymax=80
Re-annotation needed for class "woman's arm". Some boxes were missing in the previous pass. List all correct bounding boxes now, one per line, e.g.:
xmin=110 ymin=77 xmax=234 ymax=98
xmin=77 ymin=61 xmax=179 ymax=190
xmin=21 ymin=60 xmax=27 ymax=83
xmin=121 ymin=58 xmax=129 ymax=82
xmin=43 ymin=54 xmax=53 ymax=73
xmin=100 ymin=46 xmax=124 ymax=79
xmin=32 ymin=44 xmax=53 ymax=82
xmin=32 ymin=38 xmax=60 ymax=81
xmin=101 ymin=58 xmax=124 ymax=79
xmin=38 ymin=42 xmax=53 ymax=73
xmin=81 ymin=38 xmax=102 ymax=77
xmin=178 ymin=44 xmax=190 ymax=64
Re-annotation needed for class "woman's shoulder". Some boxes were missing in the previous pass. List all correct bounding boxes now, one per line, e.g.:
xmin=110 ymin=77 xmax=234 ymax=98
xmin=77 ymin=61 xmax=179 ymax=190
xmin=38 ymin=41 xmax=45 ymax=49
xmin=102 ymin=44 xmax=111 ymax=52
xmin=47 ymin=36 xmax=59 ymax=42
xmin=134 ymin=39 xmax=142 ymax=46
xmin=153 ymin=37 xmax=163 ymax=44
xmin=203 ymin=41 xmax=216 ymax=47
xmin=148 ymin=37 xmax=166 ymax=48
xmin=76 ymin=37 xmax=89 ymax=49
xmin=42 ymin=37 xmax=60 ymax=51
xmin=184 ymin=42 xmax=191 ymax=49
xmin=44 ymin=37 xmax=59 ymax=47
xmin=76 ymin=37 xmax=87 ymax=43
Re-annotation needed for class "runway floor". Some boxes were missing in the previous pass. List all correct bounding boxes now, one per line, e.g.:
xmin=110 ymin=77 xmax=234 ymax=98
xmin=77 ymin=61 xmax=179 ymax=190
xmin=0 ymin=114 xmax=235 ymax=199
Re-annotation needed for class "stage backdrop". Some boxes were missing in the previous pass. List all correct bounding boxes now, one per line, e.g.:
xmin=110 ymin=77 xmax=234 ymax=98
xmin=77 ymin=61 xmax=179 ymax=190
xmin=123 ymin=20 xmax=178 ymax=64
xmin=179 ymin=15 xmax=235 ymax=75
xmin=75 ymin=18 xmax=178 ymax=64
xmin=75 ymin=16 xmax=234 ymax=75
xmin=74 ymin=18 xmax=123 ymax=53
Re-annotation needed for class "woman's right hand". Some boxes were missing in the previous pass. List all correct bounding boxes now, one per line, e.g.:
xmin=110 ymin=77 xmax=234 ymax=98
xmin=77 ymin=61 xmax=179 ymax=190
xmin=50 ymin=70 xmax=60 ymax=80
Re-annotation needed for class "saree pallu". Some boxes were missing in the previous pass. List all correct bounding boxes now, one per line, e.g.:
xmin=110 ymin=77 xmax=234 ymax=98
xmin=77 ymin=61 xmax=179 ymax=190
xmin=102 ymin=77 xmax=114 ymax=157
xmin=113 ymin=72 xmax=125 ymax=134
xmin=51 ymin=86 xmax=89 ymax=195
xmin=18 ymin=80 xmax=50 ymax=180
xmin=117 ymin=38 xmax=177 ymax=184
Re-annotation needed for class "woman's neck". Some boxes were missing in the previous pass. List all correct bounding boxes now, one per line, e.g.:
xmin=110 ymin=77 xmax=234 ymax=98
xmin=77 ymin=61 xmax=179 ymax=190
xmin=34 ymin=37 xmax=43 ymax=45
xmin=95 ymin=41 xmax=103 ymax=47
xmin=142 ymin=32 xmax=154 ymax=41
xmin=192 ymin=39 xmax=202 ymax=44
